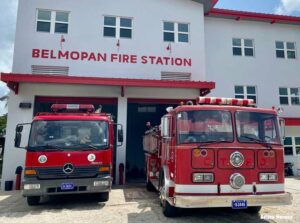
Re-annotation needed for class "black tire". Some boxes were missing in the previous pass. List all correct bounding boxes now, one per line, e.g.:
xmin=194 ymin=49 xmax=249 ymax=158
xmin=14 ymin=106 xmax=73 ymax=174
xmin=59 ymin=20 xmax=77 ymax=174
xmin=27 ymin=196 xmax=40 ymax=206
xmin=162 ymin=199 xmax=178 ymax=217
xmin=146 ymin=181 xmax=156 ymax=192
xmin=246 ymin=206 xmax=262 ymax=214
xmin=99 ymin=192 xmax=109 ymax=202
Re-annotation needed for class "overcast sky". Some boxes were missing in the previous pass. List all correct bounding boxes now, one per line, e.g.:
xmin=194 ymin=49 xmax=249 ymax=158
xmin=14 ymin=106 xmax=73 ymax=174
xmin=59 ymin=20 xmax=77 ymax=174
xmin=0 ymin=0 xmax=300 ymax=114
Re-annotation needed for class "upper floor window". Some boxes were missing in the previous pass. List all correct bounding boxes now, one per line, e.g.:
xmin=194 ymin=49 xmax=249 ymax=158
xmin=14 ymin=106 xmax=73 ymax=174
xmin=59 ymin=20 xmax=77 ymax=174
xmin=284 ymin=137 xmax=300 ymax=156
xmin=279 ymin=87 xmax=300 ymax=106
xmin=163 ymin=22 xmax=189 ymax=43
xmin=103 ymin=16 xmax=132 ymax=39
xmin=276 ymin=41 xmax=296 ymax=59
xmin=36 ymin=10 xmax=69 ymax=34
xmin=232 ymin=38 xmax=254 ymax=57
xmin=234 ymin=85 xmax=257 ymax=103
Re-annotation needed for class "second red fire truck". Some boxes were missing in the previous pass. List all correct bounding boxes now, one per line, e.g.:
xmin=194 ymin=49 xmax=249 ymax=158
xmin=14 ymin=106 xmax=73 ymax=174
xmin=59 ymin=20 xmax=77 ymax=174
xmin=144 ymin=97 xmax=292 ymax=217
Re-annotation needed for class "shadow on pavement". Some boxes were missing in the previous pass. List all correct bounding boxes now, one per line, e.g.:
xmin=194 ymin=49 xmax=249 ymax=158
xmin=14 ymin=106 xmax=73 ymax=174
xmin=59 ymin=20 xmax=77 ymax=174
xmin=0 ymin=191 xmax=105 ymax=218
xmin=124 ymin=183 xmax=273 ymax=223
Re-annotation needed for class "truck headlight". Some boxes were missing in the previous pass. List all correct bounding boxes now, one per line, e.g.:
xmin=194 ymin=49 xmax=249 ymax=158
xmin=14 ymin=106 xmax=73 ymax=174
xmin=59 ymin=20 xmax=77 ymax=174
xmin=193 ymin=173 xmax=214 ymax=183
xmin=24 ymin=184 xmax=40 ymax=190
xmin=94 ymin=181 xmax=109 ymax=187
xmin=259 ymin=173 xmax=278 ymax=182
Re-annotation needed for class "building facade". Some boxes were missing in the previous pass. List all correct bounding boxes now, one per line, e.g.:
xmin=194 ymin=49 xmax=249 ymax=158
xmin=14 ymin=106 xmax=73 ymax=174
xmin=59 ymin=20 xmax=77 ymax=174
xmin=1 ymin=0 xmax=300 ymax=188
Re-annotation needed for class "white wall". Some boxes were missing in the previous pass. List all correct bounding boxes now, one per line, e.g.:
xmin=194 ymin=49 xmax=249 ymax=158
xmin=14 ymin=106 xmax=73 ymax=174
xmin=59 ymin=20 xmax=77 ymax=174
xmin=1 ymin=82 xmax=199 ymax=189
xmin=13 ymin=0 xmax=206 ymax=81
xmin=205 ymin=17 xmax=300 ymax=118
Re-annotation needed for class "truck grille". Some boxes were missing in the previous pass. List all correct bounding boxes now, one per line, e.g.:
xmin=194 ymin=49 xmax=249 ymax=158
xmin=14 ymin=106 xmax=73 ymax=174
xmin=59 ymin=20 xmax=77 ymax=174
xmin=37 ymin=166 xmax=99 ymax=179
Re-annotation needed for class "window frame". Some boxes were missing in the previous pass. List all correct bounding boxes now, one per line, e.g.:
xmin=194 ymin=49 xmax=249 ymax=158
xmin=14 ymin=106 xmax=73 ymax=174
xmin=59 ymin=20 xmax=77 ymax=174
xmin=234 ymin=85 xmax=257 ymax=104
xmin=36 ymin=9 xmax=69 ymax=34
xmin=232 ymin=38 xmax=255 ymax=57
xmin=275 ymin=41 xmax=297 ymax=59
xmin=163 ymin=21 xmax=190 ymax=44
xmin=103 ymin=15 xmax=133 ymax=39
xmin=279 ymin=87 xmax=300 ymax=106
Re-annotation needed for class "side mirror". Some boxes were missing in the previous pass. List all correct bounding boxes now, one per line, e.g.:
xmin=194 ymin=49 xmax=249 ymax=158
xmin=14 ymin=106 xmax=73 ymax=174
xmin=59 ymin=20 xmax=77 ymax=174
xmin=118 ymin=129 xmax=124 ymax=143
xmin=15 ymin=132 xmax=22 ymax=148
xmin=16 ymin=125 xmax=23 ymax=133
xmin=279 ymin=119 xmax=286 ymax=141
xmin=14 ymin=123 xmax=31 ymax=149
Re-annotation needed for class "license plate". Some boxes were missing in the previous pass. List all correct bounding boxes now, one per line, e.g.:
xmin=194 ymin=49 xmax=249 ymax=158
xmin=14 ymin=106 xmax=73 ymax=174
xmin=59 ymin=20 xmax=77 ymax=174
xmin=61 ymin=183 xmax=74 ymax=190
xmin=232 ymin=200 xmax=247 ymax=209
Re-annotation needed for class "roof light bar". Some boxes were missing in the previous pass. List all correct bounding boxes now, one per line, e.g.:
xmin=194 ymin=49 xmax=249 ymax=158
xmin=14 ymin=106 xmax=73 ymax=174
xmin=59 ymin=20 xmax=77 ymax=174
xmin=51 ymin=104 xmax=95 ymax=112
xmin=196 ymin=97 xmax=254 ymax=106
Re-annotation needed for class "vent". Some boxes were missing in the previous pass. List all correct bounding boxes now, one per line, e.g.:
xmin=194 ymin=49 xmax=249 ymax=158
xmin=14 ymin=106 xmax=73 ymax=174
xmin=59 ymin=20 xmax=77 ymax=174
xmin=161 ymin=72 xmax=191 ymax=81
xmin=31 ymin=65 xmax=69 ymax=75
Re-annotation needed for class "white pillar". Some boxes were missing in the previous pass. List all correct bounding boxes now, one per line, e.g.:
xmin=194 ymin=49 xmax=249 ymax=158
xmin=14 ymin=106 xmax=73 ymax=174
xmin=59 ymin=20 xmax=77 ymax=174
xmin=115 ymin=97 xmax=127 ymax=184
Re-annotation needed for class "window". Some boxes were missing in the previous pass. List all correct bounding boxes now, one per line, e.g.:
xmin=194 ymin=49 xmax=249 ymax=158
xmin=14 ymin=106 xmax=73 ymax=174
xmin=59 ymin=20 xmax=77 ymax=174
xmin=284 ymin=137 xmax=300 ymax=156
xmin=103 ymin=16 xmax=132 ymax=39
xmin=279 ymin=87 xmax=300 ymax=106
xmin=163 ymin=22 xmax=189 ymax=43
xmin=235 ymin=85 xmax=257 ymax=103
xmin=232 ymin=38 xmax=254 ymax=57
xmin=36 ymin=9 xmax=69 ymax=34
xmin=284 ymin=137 xmax=293 ymax=155
xmin=276 ymin=41 xmax=296 ymax=59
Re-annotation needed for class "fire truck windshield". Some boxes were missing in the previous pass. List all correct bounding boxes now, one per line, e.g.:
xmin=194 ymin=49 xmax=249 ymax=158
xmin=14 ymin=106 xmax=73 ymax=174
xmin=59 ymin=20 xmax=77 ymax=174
xmin=235 ymin=111 xmax=281 ymax=145
xmin=177 ymin=110 xmax=234 ymax=144
xmin=28 ymin=120 xmax=109 ymax=150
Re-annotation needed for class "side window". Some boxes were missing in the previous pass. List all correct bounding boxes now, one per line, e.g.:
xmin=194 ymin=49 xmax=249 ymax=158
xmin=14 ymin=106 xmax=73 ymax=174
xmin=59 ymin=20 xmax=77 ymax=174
xmin=263 ymin=119 xmax=279 ymax=143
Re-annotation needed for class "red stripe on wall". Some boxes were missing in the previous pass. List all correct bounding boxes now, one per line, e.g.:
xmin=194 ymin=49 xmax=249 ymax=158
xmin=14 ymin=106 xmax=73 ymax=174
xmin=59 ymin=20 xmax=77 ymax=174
xmin=285 ymin=118 xmax=300 ymax=126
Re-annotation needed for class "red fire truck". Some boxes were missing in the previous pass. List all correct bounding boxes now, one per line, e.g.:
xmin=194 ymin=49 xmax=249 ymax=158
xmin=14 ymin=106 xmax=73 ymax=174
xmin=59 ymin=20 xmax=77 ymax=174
xmin=144 ymin=97 xmax=292 ymax=217
xmin=14 ymin=104 xmax=123 ymax=205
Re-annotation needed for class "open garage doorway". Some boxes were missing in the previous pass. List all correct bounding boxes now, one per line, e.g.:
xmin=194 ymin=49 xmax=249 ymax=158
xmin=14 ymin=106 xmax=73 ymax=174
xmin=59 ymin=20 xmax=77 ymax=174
xmin=126 ymin=99 xmax=181 ymax=183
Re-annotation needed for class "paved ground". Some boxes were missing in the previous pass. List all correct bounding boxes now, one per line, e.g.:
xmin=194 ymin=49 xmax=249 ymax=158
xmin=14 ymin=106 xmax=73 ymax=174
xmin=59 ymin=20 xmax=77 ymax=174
xmin=0 ymin=177 xmax=298 ymax=223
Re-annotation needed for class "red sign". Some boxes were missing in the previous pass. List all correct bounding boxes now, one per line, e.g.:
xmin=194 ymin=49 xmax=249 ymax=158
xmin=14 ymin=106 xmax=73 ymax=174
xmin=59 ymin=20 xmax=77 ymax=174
xmin=32 ymin=49 xmax=192 ymax=67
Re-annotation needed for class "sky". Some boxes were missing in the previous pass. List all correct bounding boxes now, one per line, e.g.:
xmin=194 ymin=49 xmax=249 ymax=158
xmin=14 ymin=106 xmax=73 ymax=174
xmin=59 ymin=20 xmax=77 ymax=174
xmin=0 ymin=0 xmax=300 ymax=114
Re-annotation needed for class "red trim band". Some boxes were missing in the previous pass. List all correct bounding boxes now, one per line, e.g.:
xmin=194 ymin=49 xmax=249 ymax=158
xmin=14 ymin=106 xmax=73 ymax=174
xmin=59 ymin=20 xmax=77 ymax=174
xmin=0 ymin=73 xmax=215 ymax=95
xmin=207 ymin=8 xmax=300 ymax=25
xmin=284 ymin=118 xmax=300 ymax=126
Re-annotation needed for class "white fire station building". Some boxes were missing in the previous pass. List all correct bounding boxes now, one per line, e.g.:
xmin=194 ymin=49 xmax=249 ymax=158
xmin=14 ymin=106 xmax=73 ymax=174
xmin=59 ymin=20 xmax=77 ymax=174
xmin=1 ymin=0 xmax=300 ymax=188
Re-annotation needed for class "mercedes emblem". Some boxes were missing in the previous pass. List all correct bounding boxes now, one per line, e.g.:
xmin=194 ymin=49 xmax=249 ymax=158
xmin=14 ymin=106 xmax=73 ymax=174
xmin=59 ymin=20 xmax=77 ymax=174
xmin=63 ymin=163 xmax=74 ymax=174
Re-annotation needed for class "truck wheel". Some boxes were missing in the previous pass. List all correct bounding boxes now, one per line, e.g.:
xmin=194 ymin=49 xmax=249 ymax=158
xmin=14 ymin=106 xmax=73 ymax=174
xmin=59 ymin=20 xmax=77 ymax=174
xmin=162 ymin=199 xmax=178 ymax=217
xmin=99 ymin=192 xmax=109 ymax=202
xmin=146 ymin=181 xmax=156 ymax=192
xmin=246 ymin=206 xmax=262 ymax=213
xmin=27 ymin=196 xmax=40 ymax=206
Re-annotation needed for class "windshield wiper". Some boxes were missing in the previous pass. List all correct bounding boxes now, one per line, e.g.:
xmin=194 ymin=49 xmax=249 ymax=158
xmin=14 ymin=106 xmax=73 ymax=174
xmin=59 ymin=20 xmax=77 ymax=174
xmin=240 ymin=136 xmax=272 ymax=149
xmin=73 ymin=143 xmax=101 ymax=151
xmin=197 ymin=140 xmax=231 ymax=147
xmin=27 ymin=144 xmax=64 ymax=152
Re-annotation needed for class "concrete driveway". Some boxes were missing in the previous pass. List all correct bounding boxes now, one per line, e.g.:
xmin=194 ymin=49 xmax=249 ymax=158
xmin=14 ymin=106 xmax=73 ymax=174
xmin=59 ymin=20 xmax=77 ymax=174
xmin=0 ymin=177 xmax=299 ymax=223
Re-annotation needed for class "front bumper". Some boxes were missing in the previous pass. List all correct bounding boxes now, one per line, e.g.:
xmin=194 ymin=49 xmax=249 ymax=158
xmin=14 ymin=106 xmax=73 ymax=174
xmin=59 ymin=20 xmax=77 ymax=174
xmin=174 ymin=193 xmax=292 ymax=208
xmin=22 ymin=176 xmax=112 ymax=197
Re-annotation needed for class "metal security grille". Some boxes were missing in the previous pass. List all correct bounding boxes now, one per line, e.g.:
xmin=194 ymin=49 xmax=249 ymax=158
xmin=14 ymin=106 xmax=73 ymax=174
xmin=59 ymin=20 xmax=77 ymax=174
xmin=161 ymin=72 xmax=191 ymax=81
xmin=37 ymin=166 xmax=99 ymax=179
xmin=31 ymin=65 xmax=69 ymax=75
